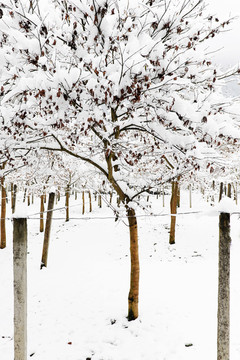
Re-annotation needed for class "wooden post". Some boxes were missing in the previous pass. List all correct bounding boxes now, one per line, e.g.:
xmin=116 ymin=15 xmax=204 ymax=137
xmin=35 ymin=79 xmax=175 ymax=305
xmin=217 ymin=211 xmax=231 ymax=360
xmin=13 ymin=217 xmax=27 ymax=360
xmin=0 ymin=177 xmax=6 ymax=249
xmin=41 ymin=192 xmax=55 ymax=268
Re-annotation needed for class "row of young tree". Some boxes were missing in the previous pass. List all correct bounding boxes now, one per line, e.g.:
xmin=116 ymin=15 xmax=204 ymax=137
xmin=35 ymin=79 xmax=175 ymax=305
xmin=0 ymin=2 xmax=240 ymax=353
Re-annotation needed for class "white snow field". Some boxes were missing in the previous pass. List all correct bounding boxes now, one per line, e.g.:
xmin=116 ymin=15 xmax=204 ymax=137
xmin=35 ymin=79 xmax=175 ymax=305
xmin=1 ymin=190 xmax=240 ymax=360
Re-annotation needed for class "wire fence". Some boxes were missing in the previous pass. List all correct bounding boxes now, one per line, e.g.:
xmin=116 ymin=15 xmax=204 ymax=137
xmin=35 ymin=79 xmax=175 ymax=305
xmin=1 ymin=209 xmax=239 ymax=221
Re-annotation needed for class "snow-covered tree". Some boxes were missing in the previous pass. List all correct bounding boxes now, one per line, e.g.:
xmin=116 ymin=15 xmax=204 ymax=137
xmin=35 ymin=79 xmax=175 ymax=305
xmin=0 ymin=0 xmax=240 ymax=320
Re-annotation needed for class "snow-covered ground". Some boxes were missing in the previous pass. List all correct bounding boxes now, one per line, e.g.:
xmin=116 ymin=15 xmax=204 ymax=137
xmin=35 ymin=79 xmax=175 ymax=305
xmin=1 ymin=190 xmax=240 ymax=360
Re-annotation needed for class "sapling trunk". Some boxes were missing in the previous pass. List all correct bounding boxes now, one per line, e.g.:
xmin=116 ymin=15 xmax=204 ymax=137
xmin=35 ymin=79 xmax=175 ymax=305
xmin=98 ymin=193 xmax=102 ymax=208
xmin=127 ymin=207 xmax=140 ymax=321
xmin=235 ymin=183 xmax=238 ymax=205
xmin=0 ymin=177 xmax=6 ymax=249
xmin=11 ymin=183 xmax=17 ymax=214
xmin=89 ymin=191 xmax=92 ymax=212
xmin=23 ymin=188 xmax=27 ymax=203
xmin=40 ymin=194 xmax=44 ymax=233
xmin=189 ymin=184 xmax=192 ymax=208
xmin=177 ymin=184 xmax=180 ymax=207
xmin=82 ymin=191 xmax=85 ymax=215
xmin=227 ymin=183 xmax=231 ymax=198
xmin=65 ymin=185 xmax=70 ymax=222
xmin=219 ymin=182 xmax=224 ymax=202
xmin=169 ymin=181 xmax=178 ymax=245
xmin=27 ymin=194 xmax=30 ymax=206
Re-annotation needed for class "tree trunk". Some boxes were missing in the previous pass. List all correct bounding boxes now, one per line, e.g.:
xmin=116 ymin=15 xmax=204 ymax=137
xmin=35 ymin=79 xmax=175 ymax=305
xmin=219 ymin=182 xmax=224 ymax=202
xmin=82 ymin=191 xmax=85 ymax=215
xmin=57 ymin=189 xmax=61 ymax=202
xmin=98 ymin=193 xmax=102 ymax=208
xmin=177 ymin=184 xmax=180 ymax=208
xmin=234 ymin=183 xmax=238 ymax=205
xmin=127 ymin=207 xmax=140 ymax=321
xmin=227 ymin=183 xmax=231 ymax=198
xmin=11 ymin=183 xmax=14 ymax=210
xmin=217 ymin=212 xmax=231 ymax=360
xmin=11 ymin=184 xmax=17 ymax=214
xmin=0 ymin=177 xmax=6 ymax=249
xmin=41 ymin=192 xmax=55 ymax=268
xmin=23 ymin=188 xmax=27 ymax=203
xmin=162 ymin=185 xmax=165 ymax=207
xmin=189 ymin=184 xmax=192 ymax=208
xmin=89 ymin=191 xmax=92 ymax=212
xmin=169 ymin=181 xmax=178 ymax=245
xmin=213 ymin=180 xmax=215 ymax=190
xmin=65 ymin=185 xmax=70 ymax=222
xmin=40 ymin=194 xmax=44 ymax=233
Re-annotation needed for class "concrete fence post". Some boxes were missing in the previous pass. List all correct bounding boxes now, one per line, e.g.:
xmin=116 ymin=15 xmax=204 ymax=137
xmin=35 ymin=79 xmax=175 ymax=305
xmin=13 ymin=217 xmax=28 ymax=360
xmin=217 ymin=211 xmax=231 ymax=360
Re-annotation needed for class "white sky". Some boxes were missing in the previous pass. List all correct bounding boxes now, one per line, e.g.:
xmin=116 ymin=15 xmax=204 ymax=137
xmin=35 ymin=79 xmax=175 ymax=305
xmin=206 ymin=0 xmax=240 ymax=69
